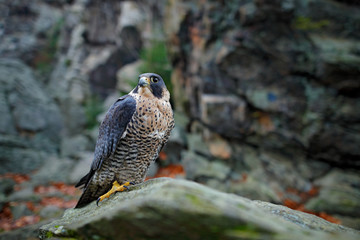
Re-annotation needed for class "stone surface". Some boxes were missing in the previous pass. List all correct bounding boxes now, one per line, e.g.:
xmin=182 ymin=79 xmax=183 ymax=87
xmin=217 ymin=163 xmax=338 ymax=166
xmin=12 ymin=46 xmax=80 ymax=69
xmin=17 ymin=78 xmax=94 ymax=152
xmin=39 ymin=178 xmax=359 ymax=240
xmin=39 ymin=205 xmax=64 ymax=219
xmin=160 ymin=0 xmax=360 ymax=228
xmin=30 ymin=156 xmax=74 ymax=185
xmin=10 ymin=204 xmax=32 ymax=220
xmin=164 ymin=0 xmax=360 ymax=169
xmin=116 ymin=60 xmax=143 ymax=93
xmin=0 ymin=221 xmax=51 ymax=240
xmin=68 ymin=152 xmax=94 ymax=184
xmin=7 ymin=188 xmax=40 ymax=202
xmin=0 ymin=178 xmax=16 ymax=196
xmin=0 ymin=59 xmax=63 ymax=173
xmin=182 ymin=151 xmax=231 ymax=181
xmin=60 ymin=135 xmax=91 ymax=159
xmin=305 ymin=169 xmax=360 ymax=218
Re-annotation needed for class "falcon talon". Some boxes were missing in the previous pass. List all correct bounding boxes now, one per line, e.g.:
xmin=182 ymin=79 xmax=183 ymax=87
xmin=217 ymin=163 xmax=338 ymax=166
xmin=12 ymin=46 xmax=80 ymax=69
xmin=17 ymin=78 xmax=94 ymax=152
xmin=74 ymin=73 xmax=174 ymax=208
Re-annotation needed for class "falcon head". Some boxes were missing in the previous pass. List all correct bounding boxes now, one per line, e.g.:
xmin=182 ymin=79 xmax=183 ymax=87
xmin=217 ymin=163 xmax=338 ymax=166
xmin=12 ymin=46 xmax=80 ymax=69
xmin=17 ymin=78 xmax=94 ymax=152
xmin=135 ymin=73 xmax=168 ymax=99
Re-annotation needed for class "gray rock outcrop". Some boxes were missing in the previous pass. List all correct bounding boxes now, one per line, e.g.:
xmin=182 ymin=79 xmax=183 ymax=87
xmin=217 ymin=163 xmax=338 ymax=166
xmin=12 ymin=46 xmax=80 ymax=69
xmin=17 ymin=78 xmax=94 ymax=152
xmin=0 ymin=59 xmax=63 ymax=174
xmin=39 ymin=178 xmax=359 ymax=240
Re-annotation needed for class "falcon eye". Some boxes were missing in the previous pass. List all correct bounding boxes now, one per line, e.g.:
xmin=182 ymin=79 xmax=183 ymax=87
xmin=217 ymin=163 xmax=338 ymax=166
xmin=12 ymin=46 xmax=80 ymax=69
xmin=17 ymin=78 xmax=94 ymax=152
xmin=151 ymin=76 xmax=159 ymax=83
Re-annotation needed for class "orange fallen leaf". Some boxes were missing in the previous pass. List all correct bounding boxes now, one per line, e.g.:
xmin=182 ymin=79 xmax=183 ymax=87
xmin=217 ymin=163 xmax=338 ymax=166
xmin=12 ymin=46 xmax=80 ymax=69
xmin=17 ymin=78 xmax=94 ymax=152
xmin=25 ymin=202 xmax=40 ymax=212
xmin=307 ymin=186 xmax=319 ymax=197
xmin=0 ymin=173 xmax=30 ymax=184
xmin=40 ymin=197 xmax=77 ymax=208
xmin=318 ymin=212 xmax=341 ymax=224
xmin=283 ymin=198 xmax=300 ymax=209
xmin=13 ymin=215 xmax=40 ymax=229
xmin=34 ymin=182 xmax=80 ymax=196
xmin=152 ymin=164 xmax=185 ymax=179
xmin=241 ymin=173 xmax=248 ymax=183
xmin=159 ymin=151 xmax=168 ymax=161
xmin=52 ymin=182 xmax=79 ymax=195
xmin=282 ymin=188 xmax=341 ymax=225
xmin=34 ymin=185 xmax=57 ymax=194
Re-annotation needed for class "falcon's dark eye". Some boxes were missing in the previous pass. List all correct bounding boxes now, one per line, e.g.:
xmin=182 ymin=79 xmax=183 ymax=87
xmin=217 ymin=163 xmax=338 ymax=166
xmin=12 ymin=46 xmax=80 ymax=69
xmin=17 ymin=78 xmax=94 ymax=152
xmin=151 ymin=76 xmax=159 ymax=83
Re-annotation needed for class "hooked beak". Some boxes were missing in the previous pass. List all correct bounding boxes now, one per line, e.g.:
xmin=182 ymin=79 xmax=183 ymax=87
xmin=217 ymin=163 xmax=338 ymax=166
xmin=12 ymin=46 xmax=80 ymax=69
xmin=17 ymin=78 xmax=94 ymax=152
xmin=139 ymin=77 xmax=150 ymax=87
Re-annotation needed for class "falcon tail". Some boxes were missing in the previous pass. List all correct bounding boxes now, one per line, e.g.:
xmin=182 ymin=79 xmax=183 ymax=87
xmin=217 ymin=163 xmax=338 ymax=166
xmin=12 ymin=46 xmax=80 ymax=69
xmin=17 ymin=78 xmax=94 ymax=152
xmin=75 ymin=187 xmax=98 ymax=208
xmin=74 ymin=170 xmax=98 ymax=208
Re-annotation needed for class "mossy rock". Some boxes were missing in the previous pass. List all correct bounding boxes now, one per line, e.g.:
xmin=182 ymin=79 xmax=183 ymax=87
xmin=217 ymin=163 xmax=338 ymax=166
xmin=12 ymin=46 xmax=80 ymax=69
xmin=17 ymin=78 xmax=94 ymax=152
xmin=39 ymin=178 xmax=359 ymax=240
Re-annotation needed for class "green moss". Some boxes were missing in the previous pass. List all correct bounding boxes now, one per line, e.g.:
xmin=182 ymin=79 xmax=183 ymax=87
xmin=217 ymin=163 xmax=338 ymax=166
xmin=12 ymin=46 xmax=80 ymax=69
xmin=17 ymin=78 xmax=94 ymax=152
xmin=294 ymin=16 xmax=330 ymax=31
xmin=185 ymin=193 xmax=202 ymax=206
xmin=64 ymin=59 xmax=72 ymax=67
xmin=46 ymin=231 xmax=54 ymax=238
xmin=138 ymin=40 xmax=173 ymax=99
xmin=226 ymin=224 xmax=266 ymax=239
xmin=84 ymin=96 xmax=104 ymax=130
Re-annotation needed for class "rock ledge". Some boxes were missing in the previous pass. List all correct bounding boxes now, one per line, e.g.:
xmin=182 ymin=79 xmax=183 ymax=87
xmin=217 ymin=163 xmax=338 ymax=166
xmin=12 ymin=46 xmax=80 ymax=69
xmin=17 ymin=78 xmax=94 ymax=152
xmin=39 ymin=178 xmax=359 ymax=239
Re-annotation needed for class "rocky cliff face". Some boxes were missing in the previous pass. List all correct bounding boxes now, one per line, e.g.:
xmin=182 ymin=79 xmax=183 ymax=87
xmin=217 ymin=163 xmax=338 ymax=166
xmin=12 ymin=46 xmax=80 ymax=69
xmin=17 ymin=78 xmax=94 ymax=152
xmin=162 ymin=0 xmax=360 ymax=228
xmin=0 ymin=0 xmax=359 ymax=234
xmin=165 ymin=0 xmax=360 ymax=168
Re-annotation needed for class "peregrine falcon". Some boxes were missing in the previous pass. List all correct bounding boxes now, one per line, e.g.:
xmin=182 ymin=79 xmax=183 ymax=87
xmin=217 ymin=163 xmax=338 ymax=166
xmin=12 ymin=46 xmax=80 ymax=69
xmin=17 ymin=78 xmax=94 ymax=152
xmin=75 ymin=73 xmax=174 ymax=208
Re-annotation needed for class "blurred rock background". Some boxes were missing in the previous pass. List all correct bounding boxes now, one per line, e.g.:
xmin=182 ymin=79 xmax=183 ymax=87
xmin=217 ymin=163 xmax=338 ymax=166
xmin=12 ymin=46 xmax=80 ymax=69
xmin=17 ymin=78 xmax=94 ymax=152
xmin=0 ymin=0 xmax=359 ymax=235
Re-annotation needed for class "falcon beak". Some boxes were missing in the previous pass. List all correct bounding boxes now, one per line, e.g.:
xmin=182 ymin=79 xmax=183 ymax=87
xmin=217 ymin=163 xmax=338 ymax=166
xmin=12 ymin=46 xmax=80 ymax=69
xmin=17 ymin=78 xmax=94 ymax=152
xmin=139 ymin=77 xmax=150 ymax=87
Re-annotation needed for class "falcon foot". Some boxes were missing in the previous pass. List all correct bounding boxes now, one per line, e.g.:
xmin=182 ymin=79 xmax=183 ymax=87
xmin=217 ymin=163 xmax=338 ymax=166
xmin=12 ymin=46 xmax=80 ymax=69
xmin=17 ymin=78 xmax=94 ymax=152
xmin=96 ymin=181 xmax=131 ymax=206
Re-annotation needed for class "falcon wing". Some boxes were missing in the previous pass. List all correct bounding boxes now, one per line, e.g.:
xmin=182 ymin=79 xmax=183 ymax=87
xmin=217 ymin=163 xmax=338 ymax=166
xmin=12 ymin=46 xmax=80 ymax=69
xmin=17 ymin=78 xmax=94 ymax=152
xmin=75 ymin=95 xmax=136 ymax=188
xmin=91 ymin=94 xmax=136 ymax=170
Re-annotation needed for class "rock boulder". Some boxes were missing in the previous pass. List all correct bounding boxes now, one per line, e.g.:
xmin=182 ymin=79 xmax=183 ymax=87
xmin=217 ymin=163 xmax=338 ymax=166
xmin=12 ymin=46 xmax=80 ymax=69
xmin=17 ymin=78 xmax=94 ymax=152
xmin=39 ymin=178 xmax=359 ymax=240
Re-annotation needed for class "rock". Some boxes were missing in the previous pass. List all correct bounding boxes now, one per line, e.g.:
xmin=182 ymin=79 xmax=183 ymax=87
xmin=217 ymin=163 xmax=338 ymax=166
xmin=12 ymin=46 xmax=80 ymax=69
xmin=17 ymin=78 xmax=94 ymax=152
xmin=0 ymin=220 xmax=51 ymax=240
xmin=68 ymin=152 xmax=93 ymax=184
xmin=0 ymin=178 xmax=16 ymax=196
xmin=171 ymin=112 xmax=189 ymax=145
xmin=39 ymin=205 xmax=64 ymax=219
xmin=200 ymin=94 xmax=248 ymax=138
xmin=0 ymin=0 xmax=65 ymax=65
xmin=10 ymin=204 xmax=33 ymax=220
xmin=259 ymin=152 xmax=312 ymax=192
xmin=30 ymin=156 xmax=74 ymax=186
xmin=305 ymin=169 xmax=360 ymax=217
xmin=84 ymin=0 xmax=121 ymax=45
xmin=7 ymin=187 xmax=40 ymax=202
xmin=118 ymin=1 xmax=145 ymax=32
xmin=182 ymin=151 xmax=231 ymax=181
xmin=60 ymin=135 xmax=91 ymax=158
xmin=0 ymin=59 xmax=63 ymax=136
xmin=116 ymin=60 xmax=143 ymax=93
xmin=311 ymin=35 xmax=360 ymax=96
xmin=164 ymin=0 xmax=360 ymax=179
xmin=208 ymin=134 xmax=232 ymax=160
xmin=39 ymin=178 xmax=359 ymax=240
xmin=187 ymin=134 xmax=211 ymax=157
xmin=0 ymin=59 xmax=63 ymax=173
xmin=146 ymin=161 xmax=159 ymax=178
xmin=0 ymin=91 xmax=16 ymax=135
xmin=0 ymin=147 xmax=48 ymax=174
xmin=34 ymin=3 xmax=63 ymax=35
xmin=229 ymin=170 xmax=281 ymax=203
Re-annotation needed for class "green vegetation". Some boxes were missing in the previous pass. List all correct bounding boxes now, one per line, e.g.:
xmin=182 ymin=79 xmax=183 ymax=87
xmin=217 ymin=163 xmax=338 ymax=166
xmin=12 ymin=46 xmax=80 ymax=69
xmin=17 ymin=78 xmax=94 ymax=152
xmin=226 ymin=224 xmax=263 ymax=239
xmin=138 ymin=40 xmax=173 ymax=97
xmin=84 ymin=96 xmax=104 ymax=130
xmin=294 ymin=16 xmax=329 ymax=30
xmin=35 ymin=18 xmax=64 ymax=76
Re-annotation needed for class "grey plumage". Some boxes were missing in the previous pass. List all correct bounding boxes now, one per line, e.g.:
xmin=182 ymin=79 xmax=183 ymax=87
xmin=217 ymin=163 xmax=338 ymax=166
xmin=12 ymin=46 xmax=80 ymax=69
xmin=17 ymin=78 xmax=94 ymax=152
xmin=75 ymin=73 xmax=174 ymax=208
